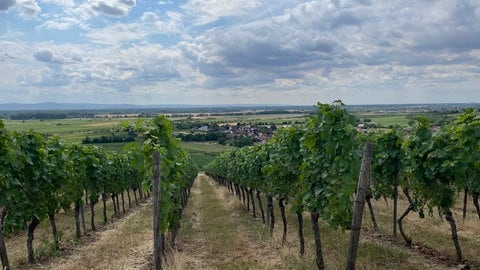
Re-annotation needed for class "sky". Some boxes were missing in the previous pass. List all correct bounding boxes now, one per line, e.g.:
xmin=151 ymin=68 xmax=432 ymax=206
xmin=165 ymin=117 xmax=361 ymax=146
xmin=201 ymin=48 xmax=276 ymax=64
xmin=0 ymin=0 xmax=480 ymax=105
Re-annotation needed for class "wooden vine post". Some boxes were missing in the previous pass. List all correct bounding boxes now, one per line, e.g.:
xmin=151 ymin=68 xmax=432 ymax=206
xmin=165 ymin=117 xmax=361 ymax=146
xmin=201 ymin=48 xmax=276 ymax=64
xmin=0 ymin=207 xmax=10 ymax=270
xmin=152 ymin=151 xmax=162 ymax=270
xmin=346 ymin=142 xmax=374 ymax=270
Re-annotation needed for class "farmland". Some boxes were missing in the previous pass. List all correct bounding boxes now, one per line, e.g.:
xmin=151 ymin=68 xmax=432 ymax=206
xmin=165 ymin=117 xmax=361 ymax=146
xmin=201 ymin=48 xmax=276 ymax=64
xmin=1 ymin=109 xmax=311 ymax=168
xmin=2 ymin=118 xmax=122 ymax=143
xmin=0 ymin=108 xmax=410 ymax=146
xmin=0 ymin=105 xmax=464 ymax=173
xmin=0 ymin=104 xmax=467 ymax=169
xmin=2 ymin=103 xmax=479 ymax=269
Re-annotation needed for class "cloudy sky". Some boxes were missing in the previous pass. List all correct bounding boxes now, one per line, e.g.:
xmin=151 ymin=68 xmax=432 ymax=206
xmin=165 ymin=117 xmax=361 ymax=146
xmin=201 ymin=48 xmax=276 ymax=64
xmin=0 ymin=0 xmax=479 ymax=105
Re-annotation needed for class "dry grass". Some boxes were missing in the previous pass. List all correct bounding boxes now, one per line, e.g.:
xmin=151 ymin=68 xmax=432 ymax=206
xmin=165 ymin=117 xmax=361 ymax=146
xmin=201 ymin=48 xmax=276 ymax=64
xmin=263 ymin=197 xmax=420 ymax=270
xmin=163 ymin=250 xmax=190 ymax=270
xmin=172 ymin=174 xmax=285 ymax=269
xmin=5 ymin=175 xmax=479 ymax=270
xmin=173 ymin=174 xmax=478 ymax=269
xmin=365 ymin=192 xmax=480 ymax=267
xmin=272 ymin=191 xmax=479 ymax=269
xmin=34 ymin=202 xmax=152 ymax=270
xmin=4 ymin=190 xmax=147 ymax=269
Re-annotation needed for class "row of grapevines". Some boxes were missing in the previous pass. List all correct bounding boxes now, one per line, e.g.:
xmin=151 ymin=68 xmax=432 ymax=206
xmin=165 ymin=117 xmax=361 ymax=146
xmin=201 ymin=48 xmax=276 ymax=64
xmin=134 ymin=115 xmax=198 ymax=247
xmin=206 ymin=102 xmax=480 ymax=268
xmin=205 ymin=102 xmax=361 ymax=269
xmin=0 ymin=115 xmax=197 ymax=270
xmin=372 ymin=109 xmax=480 ymax=263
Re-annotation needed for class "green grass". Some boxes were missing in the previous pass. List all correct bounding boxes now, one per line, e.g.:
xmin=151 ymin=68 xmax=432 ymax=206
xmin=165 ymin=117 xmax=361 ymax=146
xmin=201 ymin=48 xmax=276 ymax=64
xmin=355 ymin=114 xmax=411 ymax=127
xmin=180 ymin=141 xmax=236 ymax=153
xmin=3 ymin=119 xmax=236 ymax=164
xmin=3 ymin=118 xmax=124 ymax=143
xmin=189 ymin=153 xmax=217 ymax=169
xmin=180 ymin=142 xmax=236 ymax=168
xmin=180 ymin=176 xmax=266 ymax=269
xmin=91 ymin=142 xmax=130 ymax=152
xmin=3 ymin=118 xmax=139 ymax=154
xmin=172 ymin=113 xmax=308 ymax=126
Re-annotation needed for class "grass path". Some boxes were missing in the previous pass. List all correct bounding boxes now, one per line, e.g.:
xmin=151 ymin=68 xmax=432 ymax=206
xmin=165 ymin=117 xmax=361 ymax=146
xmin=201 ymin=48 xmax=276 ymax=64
xmin=24 ymin=202 xmax=152 ymax=270
xmin=172 ymin=173 xmax=285 ymax=269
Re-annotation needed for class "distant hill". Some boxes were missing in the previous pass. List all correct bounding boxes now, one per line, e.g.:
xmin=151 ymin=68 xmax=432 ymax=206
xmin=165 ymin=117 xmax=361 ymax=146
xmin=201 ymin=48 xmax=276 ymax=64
xmin=0 ymin=102 xmax=166 ymax=111
xmin=0 ymin=102 xmax=309 ymax=111
xmin=1 ymin=102 xmax=478 ymax=112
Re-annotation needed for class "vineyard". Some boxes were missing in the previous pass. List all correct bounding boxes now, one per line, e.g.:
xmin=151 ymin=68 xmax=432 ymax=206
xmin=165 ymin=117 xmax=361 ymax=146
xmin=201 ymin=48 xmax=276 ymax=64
xmin=0 ymin=115 xmax=198 ymax=270
xmin=204 ymin=102 xmax=480 ymax=269
xmin=1 ymin=103 xmax=480 ymax=269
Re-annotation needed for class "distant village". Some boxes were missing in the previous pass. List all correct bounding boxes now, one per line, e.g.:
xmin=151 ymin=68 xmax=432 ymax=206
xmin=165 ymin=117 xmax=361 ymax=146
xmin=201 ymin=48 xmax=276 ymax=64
xmin=175 ymin=103 xmax=467 ymax=147
xmin=206 ymin=123 xmax=275 ymax=142
xmin=176 ymin=122 xmax=278 ymax=147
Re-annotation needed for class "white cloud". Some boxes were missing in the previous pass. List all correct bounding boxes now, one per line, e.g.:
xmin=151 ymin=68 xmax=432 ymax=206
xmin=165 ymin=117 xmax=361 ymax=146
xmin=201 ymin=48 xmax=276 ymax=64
xmin=178 ymin=0 xmax=480 ymax=95
xmin=86 ymin=22 xmax=146 ymax=44
xmin=1 ymin=38 xmax=182 ymax=102
xmin=141 ymin=11 xmax=186 ymax=35
xmin=18 ymin=0 xmax=41 ymax=17
xmin=0 ymin=51 xmax=16 ymax=61
xmin=41 ymin=0 xmax=74 ymax=7
xmin=182 ymin=0 xmax=263 ymax=25
xmin=141 ymin=11 xmax=159 ymax=22
xmin=33 ymin=49 xmax=65 ymax=63
xmin=17 ymin=40 xmax=184 ymax=97
xmin=88 ymin=0 xmax=136 ymax=17
xmin=180 ymin=2 xmax=354 ymax=88
xmin=1 ymin=0 xmax=480 ymax=105
xmin=87 ymin=11 xmax=187 ymax=45
xmin=38 ymin=17 xmax=78 ymax=30
xmin=62 ymin=4 xmax=96 ymax=27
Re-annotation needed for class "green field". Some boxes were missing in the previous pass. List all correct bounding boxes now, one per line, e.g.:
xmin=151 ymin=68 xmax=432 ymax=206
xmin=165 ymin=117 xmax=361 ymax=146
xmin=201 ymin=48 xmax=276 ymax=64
xmin=355 ymin=113 xmax=411 ymax=127
xmin=180 ymin=141 xmax=236 ymax=169
xmin=90 ymin=141 xmax=132 ymax=152
xmin=3 ymin=118 xmax=127 ymax=143
xmin=2 ymin=111 xmax=412 ymax=168
xmin=2 ymin=118 xmax=237 ymax=168
xmin=172 ymin=113 xmax=308 ymax=126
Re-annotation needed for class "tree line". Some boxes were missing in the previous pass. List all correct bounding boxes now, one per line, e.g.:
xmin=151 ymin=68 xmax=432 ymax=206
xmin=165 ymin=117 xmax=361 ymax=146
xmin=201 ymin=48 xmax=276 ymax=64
xmin=7 ymin=111 xmax=96 ymax=120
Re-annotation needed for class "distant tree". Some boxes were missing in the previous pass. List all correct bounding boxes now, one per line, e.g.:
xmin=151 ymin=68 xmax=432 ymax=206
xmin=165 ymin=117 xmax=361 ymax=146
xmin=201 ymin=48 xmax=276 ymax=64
xmin=234 ymin=136 xmax=253 ymax=148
